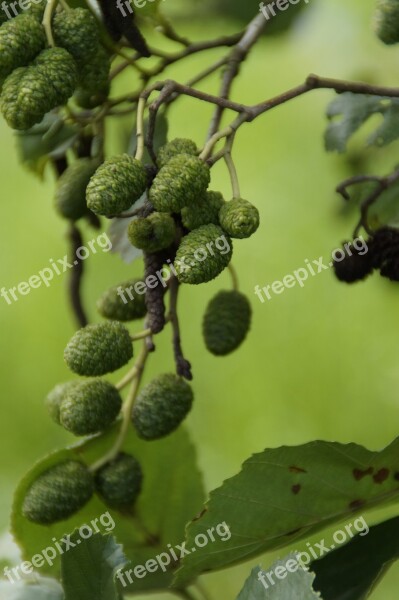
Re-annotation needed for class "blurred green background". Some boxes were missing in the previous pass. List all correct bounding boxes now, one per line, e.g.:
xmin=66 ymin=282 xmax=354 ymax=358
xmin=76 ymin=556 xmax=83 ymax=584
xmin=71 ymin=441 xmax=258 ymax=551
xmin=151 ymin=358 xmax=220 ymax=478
xmin=2 ymin=0 xmax=399 ymax=597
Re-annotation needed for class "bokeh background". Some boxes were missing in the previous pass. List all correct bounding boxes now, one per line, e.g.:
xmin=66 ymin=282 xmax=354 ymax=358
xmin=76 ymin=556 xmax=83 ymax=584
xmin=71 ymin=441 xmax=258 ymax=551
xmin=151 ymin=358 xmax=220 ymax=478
xmin=1 ymin=0 xmax=399 ymax=597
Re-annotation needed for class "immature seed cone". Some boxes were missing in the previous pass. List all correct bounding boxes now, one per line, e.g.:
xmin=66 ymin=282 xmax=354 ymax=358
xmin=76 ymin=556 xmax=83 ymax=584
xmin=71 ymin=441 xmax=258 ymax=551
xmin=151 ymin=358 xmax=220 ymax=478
xmin=53 ymin=8 xmax=99 ymax=63
xmin=371 ymin=226 xmax=399 ymax=280
xmin=203 ymin=290 xmax=252 ymax=356
xmin=22 ymin=461 xmax=94 ymax=525
xmin=64 ymin=321 xmax=133 ymax=376
xmin=97 ymin=279 xmax=147 ymax=322
xmin=149 ymin=154 xmax=210 ymax=213
xmin=95 ymin=453 xmax=143 ymax=508
xmin=181 ymin=191 xmax=225 ymax=231
xmin=132 ymin=373 xmax=193 ymax=440
xmin=86 ymin=155 xmax=147 ymax=216
xmin=174 ymin=224 xmax=233 ymax=285
xmin=219 ymin=198 xmax=260 ymax=239
xmin=55 ymin=158 xmax=99 ymax=221
xmin=333 ymin=240 xmax=374 ymax=283
xmin=0 ymin=14 xmax=45 ymax=81
xmin=45 ymin=381 xmax=79 ymax=425
xmin=157 ymin=138 xmax=198 ymax=169
xmin=59 ymin=379 xmax=122 ymax=436
xmin=0 ymin=2 xmax=45 ymax=24
xmin=374 ymin=0 xmax=399 ymax=44
xmin=128 ymin=212 xmax=176 ymax=253
xmin=34 ymin=47 xmax=78 ymax=106
xmin=1 ymin=66 xmax=50 ymax=130
xmin=74 ymin=45 xmax=111 ymax=109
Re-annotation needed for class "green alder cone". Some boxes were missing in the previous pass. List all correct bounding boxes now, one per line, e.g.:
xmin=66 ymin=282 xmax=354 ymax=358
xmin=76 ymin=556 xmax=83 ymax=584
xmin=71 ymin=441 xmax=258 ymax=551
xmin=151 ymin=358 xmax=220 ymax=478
xmin=95 ymin=452 xmax=143 ymax=508
xmin=64 ymin=321 xmax=133 ymax=376
xmin=174 ymin=224 xmax=233 ymax=285
xmin=219 ymin=198 xmax=260 ymax=239
xmin=132 ymin=373 xmax=193 ymax=440
xmin=86 ymin=155 xmax=147 ymax=216
xmin=157 ymin=138 xmax=198 ymax=169
xmin=34 ymin=47 xmax=78 ymax=106
xmin=0 ymin=14 xmax=45 ymax=81
xmin=53 ymin=8 xmax=99 ymax=63
xmin=149 ymin=154 xmax=210 ymax=213
xmin=0 ymin=2 xmax=45 ymax=24
xmin=45 ymin=381 xmax=80 ymax=425
xmin=97 ymin=279 xmax=147 ymax=322
xmin=22 ymin=461 xmax=94 ymax=525
xmin=55 ymin=158 xmax=99 ymax=221
xmin=128 ymin=212 xmax=176 ymax=252
xmin=181 ymin=191 xmax=225 ymax=231
xmin=74 ymin=45 xmax=111 ymax=109
xmin=374 ymin=0 xmax=399 ymax=44
xmin=60 ymin=379 xmax=122 ymax=436
xmin=0 ymin=66 xmax=51 ymax=130
xmin=203 ymin=290 xmax=252 ymax=356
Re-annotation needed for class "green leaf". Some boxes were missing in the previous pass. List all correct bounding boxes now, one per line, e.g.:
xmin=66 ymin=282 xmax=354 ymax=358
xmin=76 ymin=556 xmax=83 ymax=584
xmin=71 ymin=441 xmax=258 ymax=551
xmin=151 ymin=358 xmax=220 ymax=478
xmin=368 ymin=103 xmax=399 ymax=147
xmin=237 ymin=559 xmax=322 ymax=600
xmin=12 ymin=425 xmax=204 ymax=594
xmin=0 ymin=577 xmax=63 ymax=600
xmin=15 ymin=114 xmax=79 ymax=177
xmin=174 ymin=438 xmax=399 ymax=586
xmin=312 ymin=516 xmax=399 ymax=600
xmin=61 ymin=532 xmax=126 ymax=600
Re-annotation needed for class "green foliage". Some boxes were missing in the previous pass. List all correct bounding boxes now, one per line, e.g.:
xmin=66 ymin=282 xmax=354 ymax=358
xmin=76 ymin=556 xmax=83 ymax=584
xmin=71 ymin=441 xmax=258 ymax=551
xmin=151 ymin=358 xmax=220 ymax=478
xmin=175 ymin=437 xmax=399 ymax=585
xmin=95 ymin=453 xmax=143 ymax=509
xmin=61 ymin=532 xmax=127 ymax=600
xmin=97 ymin=280 xmax=147 ymax=322
xmin=219 ymin=198 xmax=260 ymax=239
xmin=22 ymin=460 xmax=94 ymax=525
xmin=132 ymin=373 xmax=193 ymax=440
xmin=64 ymin=322 xmax=133 ymax=377
xmin=237 ymin=561 xmax=321 ymax=600
xmin=203 ymin=290 xmax=252 ymax=355
xmin=128 ymin=212 xmax=176 ymax=252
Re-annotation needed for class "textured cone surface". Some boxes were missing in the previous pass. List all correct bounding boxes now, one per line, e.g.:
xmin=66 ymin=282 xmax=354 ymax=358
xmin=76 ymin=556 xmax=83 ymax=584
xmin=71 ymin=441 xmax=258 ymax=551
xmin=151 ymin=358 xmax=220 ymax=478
xmin=1 ymin=66 xmax=52 ymax=130
xmin=34 ymin=47 xmax=78 ymax=106
xmin=174 ymin=224 xmax=233 ymax=285
xmin=22 ymin=461 xmax=94 ymax=524
xmin=74 ymin=45 xmax=111 ymax=109
xmin=132 ymin=373 xmax=193 ymax=440
xmin=157 ymin=138 xmax=198 ymax=169
xmin=55 ymin=158 xmax=98 ymax=221
xmin=64 ymin=321 xmax=133 ymax=376
xmin=86 ymin=155 xmax=147 ymax=216
xmin=149 ymin=154 xmax=210 ymax=213
xmin=95 ymin=452 xmax=143 ymax=508
xmin=128 ymin=212 xmax=176 ymax=252
xmin=97 ymin=279 xmax=147 ymax=322
xmin=53 ymin=8 xmax=99 ymax=63
xmin=45 ymin=381 xmax=79 ymax=425
xmin=60 ymin=379 xmax=122 ymax=436
xmin=203 ymin=290 xmax=252 ymax=356
xmin=181 ymin=191 xmax=225 ymax=231
xmin=0 ymin=14 xmax=45 ymax=80
xmin=374 ymin=0 xmax=399 ymax=44
xmin=219 ymin=198 xmax=260 ymax=239
xmin=371 ymin=227 xmax=399 ymax=280
xmin=333 ymin=241 xmax=374 ymax=283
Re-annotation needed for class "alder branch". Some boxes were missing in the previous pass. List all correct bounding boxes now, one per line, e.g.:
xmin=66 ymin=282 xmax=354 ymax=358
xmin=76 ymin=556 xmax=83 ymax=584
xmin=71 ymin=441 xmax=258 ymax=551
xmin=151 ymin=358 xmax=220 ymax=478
xmin=168 ymin=276 xmax=192 ymax=381
xmin=68 ymin=224 xmax=88 ymax=328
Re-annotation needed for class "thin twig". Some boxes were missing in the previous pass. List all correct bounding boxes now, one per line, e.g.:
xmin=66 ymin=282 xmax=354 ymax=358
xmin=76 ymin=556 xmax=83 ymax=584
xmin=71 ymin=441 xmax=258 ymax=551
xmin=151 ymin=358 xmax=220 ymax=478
xmin=168 ymin=276 xmax=192 ymax=381
xmin=67 ymin=224 xmax=88 ymax=328
xmin=352 ymin=167 xmax=399 ymax=236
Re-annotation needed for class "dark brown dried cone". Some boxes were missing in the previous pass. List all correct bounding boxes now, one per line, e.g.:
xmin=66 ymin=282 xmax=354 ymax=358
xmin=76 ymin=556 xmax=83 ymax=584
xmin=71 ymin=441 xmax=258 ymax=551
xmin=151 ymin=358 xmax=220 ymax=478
xmin=371 ymin=226 xmax=399 ymax=281
xmin=144 ymin=251 xmax=168 ymax=333
xmin=333 ymin=240 xmax=375 ymax=284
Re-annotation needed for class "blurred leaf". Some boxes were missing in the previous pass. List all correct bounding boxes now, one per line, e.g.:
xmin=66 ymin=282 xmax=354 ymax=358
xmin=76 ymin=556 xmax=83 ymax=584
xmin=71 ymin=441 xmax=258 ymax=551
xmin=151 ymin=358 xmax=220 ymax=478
xmin=174 ymin=438 xmax=399 ymax=586
xmin=11 ymin=426 xmax=204 ymax=594
xmin=325 ymin=93 xmax=399 ymax=153
xmin=0 ymin=577 xmax=63 ymax=600
xmin=237 ymin=560 xmax=322 ymax=600
xmin=15 ymin=114 xmax=79 ymax=177
xmin=61 ymin=532 xmax=126 ymax=600
xmin=312 ymin=516 xmax=399 ymax=600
